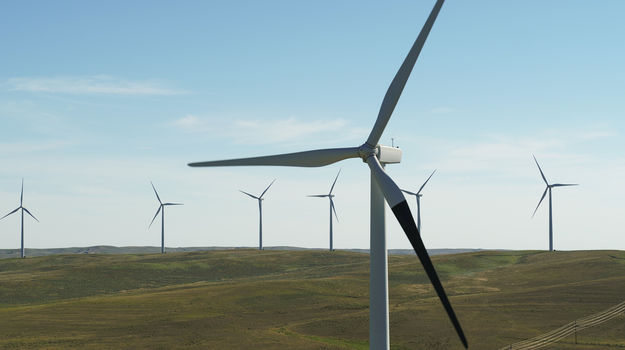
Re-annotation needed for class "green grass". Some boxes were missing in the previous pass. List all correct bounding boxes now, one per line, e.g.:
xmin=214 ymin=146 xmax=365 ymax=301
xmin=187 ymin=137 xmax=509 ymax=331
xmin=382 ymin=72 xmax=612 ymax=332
xmin=0 ymin=249 xmax=624 ymax=349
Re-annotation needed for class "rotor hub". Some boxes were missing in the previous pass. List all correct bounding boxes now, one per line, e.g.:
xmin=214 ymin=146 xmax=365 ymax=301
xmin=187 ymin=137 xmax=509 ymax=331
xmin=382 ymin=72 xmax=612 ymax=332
xmin=358 ymin=143 xmax=377 ymax=162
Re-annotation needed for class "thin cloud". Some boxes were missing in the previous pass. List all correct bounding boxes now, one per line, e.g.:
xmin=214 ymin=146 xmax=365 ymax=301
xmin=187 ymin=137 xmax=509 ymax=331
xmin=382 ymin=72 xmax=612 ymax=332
xmin=0 ymin=140 xmax=74 ymax=154
xmin=4 ymin=76 xmax=184 ymax=95
xmin=430 ymin=106 xmax=457 ymax=114
xmin=171 ymin=115 xmax=207 ymax=130
xmin=579 ymin=130 xmax=615 ymax=140
xmin=232 ymin=118 xmax=348 ymax=144
xmin=428 ymin=132 xmax=591 ymax=177
xmin=171 ymin=116 xmax=364 ymax=145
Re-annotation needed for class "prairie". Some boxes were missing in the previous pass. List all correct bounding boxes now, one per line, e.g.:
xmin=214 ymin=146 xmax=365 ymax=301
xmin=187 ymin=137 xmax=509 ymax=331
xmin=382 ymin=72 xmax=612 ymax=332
xmin=0 ymin=249 xmax=623 ymax=349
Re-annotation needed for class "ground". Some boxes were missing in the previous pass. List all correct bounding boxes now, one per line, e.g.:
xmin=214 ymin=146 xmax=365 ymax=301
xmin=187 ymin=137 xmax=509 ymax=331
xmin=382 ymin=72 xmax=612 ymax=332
xmin=0 ymin=249 xmax=624 ymax=349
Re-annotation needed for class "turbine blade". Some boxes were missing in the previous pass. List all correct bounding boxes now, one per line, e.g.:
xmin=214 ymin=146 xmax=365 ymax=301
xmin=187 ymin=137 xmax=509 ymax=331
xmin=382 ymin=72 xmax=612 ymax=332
xmin=532 ymin=187 xmax=549 ymax=218
xmin=366 ymin=155 xmax=467 ymax=349
xmin=365 ymin=0 xmax=445 ymax=147
xmin=240 ymin=190 xmax=259 ymax=199
xmin=551 ymin=183 xmax=578 ymax=187
xmin=22 ymin=207 xmax=39 ymax=222
xmin=417 ymin=169 xmax=437 ymax=195
xmin=533 ymin=155 xmax=549 ymax=186
xmin=151 ymin=182 xmax=162 ymax=204
xmin=329 ymin=169 xmax=341 ymax=195
xmin=260 ymin=179 xmax=276 ymax=198
xmin=189 ymin=147 xmax=360 ymax=168
xmin=307 ymin=194 xmax=328 ymax=198
xmin=163 ymin=202 xmax=183 ymax=206
xmin=330 ymin=198 xmax=339 ymax=223
xmin=401 ymin=189 xmax=417 ymax=196
xmin=0 ymin=207 xmax=20 ymax=221
xmin=20 ymin=178 xmax=24 ymax=206
xmin=149 ymin=206 xmax=162 ymax=228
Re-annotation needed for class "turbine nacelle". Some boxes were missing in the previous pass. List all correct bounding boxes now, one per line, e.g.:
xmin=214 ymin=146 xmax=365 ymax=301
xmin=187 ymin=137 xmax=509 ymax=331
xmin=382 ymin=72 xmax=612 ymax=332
xmin=358 ymin=144 xmax=402 ymax=164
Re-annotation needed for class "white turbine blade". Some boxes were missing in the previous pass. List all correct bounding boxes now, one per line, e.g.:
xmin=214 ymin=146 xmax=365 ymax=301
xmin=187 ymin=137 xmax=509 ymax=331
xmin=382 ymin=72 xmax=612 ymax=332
xmin=417 ymin=169 xmax=437 ymax=195
xmin=240 ymin=190 xmax=259 ymax=199
xmin=329 ymin=169 xmax=341 ymax=195
xmin=532 ymin=187 xmax=549 ymax=218
xmin=260 ymin=179 xmax=276 ymax=199
xmin=22 ymin=207 xmax=39 ymax=222
xmin=365 ymin=0 xmax=445 ymax=147
xmin=330 ymin=198 xmax=339 ymax=223
xmin=149 ymin=206 xmax=162 ymax=228
xmin=365 ymin=154 xmax=468 ymax=348
xmin=551 ymin=183 xmax=578 ymax=187
xmin=533 ymin=155 xmax=549 ymax=186
xmin=20 ymin=178 xmax=24 ymax=206
xmin=307 ymin=194 xmax=328 ymax=198
xmin=151 ymin=182 xmax=163 ymax=204
xmin=0 ymin=207 xmax=20 ymax=221
xmin=188 ymin=147 xmax=360 ymax=168
xmin=163 ymin=202 xmax=183 ymax=206
xmin=401 ymin=189 xmax=417 ymax=196
xmin=366 ymin=156 xmax=406 ymax=208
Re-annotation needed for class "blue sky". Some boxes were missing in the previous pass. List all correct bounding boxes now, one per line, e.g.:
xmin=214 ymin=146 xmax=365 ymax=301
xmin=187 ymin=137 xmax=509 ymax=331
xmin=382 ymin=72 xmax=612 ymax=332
xmin=1 ymin=0 xmax=624 ymax=251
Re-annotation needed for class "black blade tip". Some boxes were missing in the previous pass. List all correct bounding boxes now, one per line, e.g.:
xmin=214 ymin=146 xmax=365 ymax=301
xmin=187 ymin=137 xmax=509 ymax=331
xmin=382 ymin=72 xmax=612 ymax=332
xmin=390 ymin=200 xmax=468 ymax=349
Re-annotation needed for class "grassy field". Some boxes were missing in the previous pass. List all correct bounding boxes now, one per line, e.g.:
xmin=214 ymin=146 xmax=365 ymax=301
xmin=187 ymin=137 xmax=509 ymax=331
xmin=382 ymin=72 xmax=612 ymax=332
xmin=0 ymin=249 xmax=623 ymax=349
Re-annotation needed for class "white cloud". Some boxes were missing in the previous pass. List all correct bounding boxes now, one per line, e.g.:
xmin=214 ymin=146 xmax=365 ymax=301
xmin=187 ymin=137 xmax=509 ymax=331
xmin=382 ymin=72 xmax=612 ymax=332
xmin=430 ymin=106 xmax=457 ymax=114
xmin=171 ymin=115 xmax=206 ymax=130
xmin=578 ymin=130 xmax=615 ymax=140
xmin=0 ymin=140 xmax=73 ymax=154
xmin=4 ymin=76 xmax=184 ymax=95
xmin=171 ymin=115 xmax=366 ymax=145
xmin=232 ymin=117 xmax=349 ymax=143
xmin=425 ymin=126 xmax=616 ymax=177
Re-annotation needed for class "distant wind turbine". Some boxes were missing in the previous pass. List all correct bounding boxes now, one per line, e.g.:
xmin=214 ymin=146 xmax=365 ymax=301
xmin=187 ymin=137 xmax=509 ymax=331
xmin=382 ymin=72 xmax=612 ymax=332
xmin=308 ymin=170 xmax=341 ymax=251
xmin=240 ymin=179 xmax=275 ymax=250
xmin=532 ymin=155 xmax=578 ymax=251
xmin=0 ymin=179 xmax=39 ymax=258
xmin=149 ymin=182 xmax=183 ymax=254
xmin=401 ymin=170 xmax=436 ymax=233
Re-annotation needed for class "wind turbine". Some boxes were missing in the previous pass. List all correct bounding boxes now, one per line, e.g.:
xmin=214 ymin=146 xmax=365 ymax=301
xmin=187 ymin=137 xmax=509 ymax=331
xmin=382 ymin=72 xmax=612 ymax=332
xmin=149 ymin=182 xmax=182 ymax=254
xmin=532 ymin=155 xmax=578 ymax=252
xmin=240 ymin=179 xmax=275 ymax=250
xmin=401 ymin=169 xmax=436 ymax=233
xmin=308 ymin=170 xmax=341 ymax=251
xmin=188 ymin=1 xmax=467 ymax=348
xmin=0 ymin=179 xmax=39 ymax=258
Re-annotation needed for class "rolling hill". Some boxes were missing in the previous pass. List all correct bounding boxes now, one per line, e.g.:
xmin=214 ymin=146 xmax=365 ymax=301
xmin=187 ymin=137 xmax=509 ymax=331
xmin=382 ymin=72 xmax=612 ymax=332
xmin=0 ymin=249 xmax=623 ymax=349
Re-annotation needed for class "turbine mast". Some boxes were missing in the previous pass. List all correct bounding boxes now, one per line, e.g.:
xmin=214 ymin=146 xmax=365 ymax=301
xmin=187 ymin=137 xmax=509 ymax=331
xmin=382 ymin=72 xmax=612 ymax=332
xmin=258 ymin=199 xmax=263 ymax=250
xmin=161 ymin=206 xmax=165 ymax=254
xmin=549 ymin=187 xmax=553 ymax=252
xmin=21 ymin=208 xmax=25 ymax=258
xmin=416 ymin=195 xmax=422 ymax=233
xmin=329 ymin=199 xmax=333 ymax=251
xmin=370 ymin=165 xmax=389 ymax=349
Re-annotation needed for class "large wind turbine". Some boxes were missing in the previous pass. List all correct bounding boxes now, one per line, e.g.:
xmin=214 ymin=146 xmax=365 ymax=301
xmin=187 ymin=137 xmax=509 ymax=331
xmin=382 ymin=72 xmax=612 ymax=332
xmin=308 ymin=170 xmax=341 ymax=251
xmin=149 ymin=182 xmax=183 ymax=254
xmin=401 ymin=169 xmax=436 ymax=233
xmin=240 ymin=179 xmax=275 ymax=250
xmin=532 ymin=155 xmax=578 ymax=252
xmin=188 ymin=1 xmax=467 ymax=348
xmin=0 ymin=179 xmax=39 ymax=258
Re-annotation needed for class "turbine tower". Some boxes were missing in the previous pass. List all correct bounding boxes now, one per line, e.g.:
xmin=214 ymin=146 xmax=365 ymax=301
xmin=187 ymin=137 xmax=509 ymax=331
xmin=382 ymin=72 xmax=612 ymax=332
xmin=240 ymin=179 xmax=275 ymax=250
xmin=188 ymin=1 xmax=467 ymax=348
xmin=308 ymin=170 xmax=341 ymax=251
xmin=532 ymin=155 xmax=578 ymax=252
xmin=149 ymin=182 xmax=182 ymax=254
xmin=0 ymin=179 xmax=39 ymax=258
xmin=401 ymin=169 xmax=436 ymax=233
